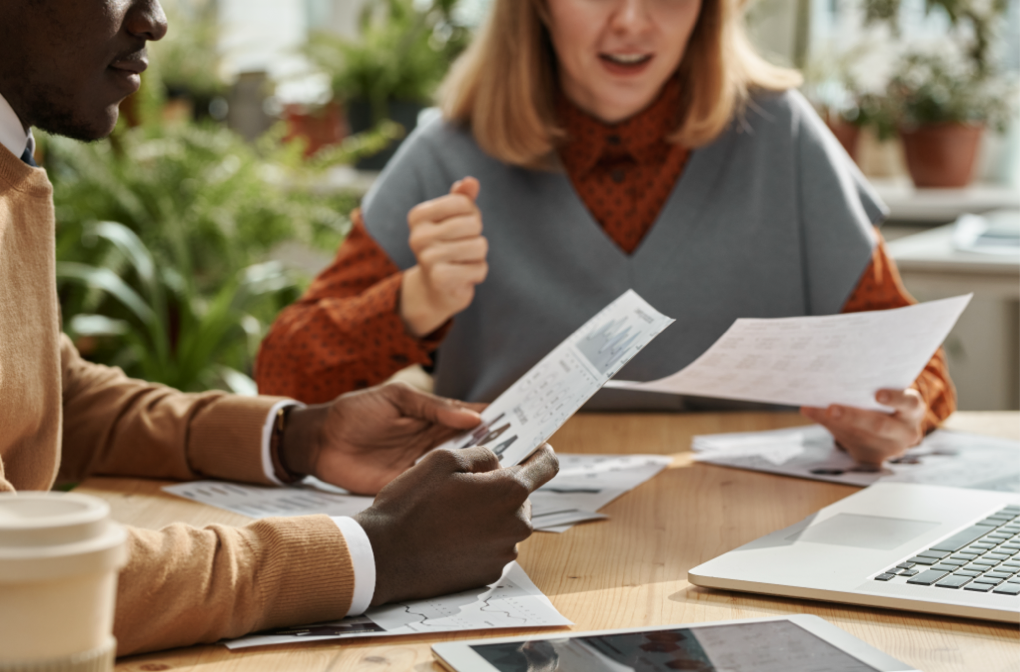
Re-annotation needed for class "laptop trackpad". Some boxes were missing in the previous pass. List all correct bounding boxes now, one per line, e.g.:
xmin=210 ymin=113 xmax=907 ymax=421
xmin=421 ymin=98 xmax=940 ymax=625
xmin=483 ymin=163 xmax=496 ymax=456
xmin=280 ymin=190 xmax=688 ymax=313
xmin=791 ymin=513 xmax=941 ymax=550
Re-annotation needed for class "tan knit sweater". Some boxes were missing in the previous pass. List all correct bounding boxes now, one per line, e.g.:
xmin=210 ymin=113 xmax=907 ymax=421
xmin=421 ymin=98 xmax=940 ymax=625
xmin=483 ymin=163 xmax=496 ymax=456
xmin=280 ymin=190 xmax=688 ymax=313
xmin=0 ymin=147 xmax=356 ymax=655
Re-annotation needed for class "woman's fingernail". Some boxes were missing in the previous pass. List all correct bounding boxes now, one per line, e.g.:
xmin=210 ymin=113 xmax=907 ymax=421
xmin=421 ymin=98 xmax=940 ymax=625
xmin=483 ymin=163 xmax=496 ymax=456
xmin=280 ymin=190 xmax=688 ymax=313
xmin=829 ymin=406 xmax=842 ymax=418
xmin=877 ymin=391 xmax=889 ymax=403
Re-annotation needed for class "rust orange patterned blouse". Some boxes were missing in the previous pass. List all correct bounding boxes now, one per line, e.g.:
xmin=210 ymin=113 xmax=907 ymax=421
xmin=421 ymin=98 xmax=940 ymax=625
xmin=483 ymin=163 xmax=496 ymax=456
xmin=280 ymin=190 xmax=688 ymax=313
xmin=256 ymin=83 xmax=955 ymax=431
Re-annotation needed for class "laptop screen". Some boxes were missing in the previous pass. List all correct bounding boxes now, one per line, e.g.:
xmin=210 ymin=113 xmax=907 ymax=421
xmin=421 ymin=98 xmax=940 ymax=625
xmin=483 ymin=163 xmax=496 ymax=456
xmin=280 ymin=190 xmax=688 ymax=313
xmin=469 ymin=620 xmax=879 ymax=672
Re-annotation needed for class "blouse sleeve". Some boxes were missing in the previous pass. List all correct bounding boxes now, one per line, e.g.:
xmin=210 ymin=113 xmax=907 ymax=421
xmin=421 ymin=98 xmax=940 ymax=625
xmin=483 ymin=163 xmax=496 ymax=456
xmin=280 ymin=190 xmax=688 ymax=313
xmin=841 ymin=232 xmax=957 ymax=432
xmin=256 ymin=210 xmax=448 ymax=404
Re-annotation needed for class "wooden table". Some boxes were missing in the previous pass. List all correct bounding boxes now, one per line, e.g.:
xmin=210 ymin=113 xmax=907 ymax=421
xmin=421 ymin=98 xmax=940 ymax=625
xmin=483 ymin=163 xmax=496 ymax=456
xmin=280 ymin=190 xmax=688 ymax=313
xmin=77 ymin=411 xmax=1020 ymax=672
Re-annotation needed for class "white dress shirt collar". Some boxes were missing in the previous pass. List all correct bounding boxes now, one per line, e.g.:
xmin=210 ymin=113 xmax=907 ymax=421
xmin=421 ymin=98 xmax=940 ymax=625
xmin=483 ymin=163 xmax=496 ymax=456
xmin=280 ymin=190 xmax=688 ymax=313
xmin=0 ymin=91 xmax=32 ymax=160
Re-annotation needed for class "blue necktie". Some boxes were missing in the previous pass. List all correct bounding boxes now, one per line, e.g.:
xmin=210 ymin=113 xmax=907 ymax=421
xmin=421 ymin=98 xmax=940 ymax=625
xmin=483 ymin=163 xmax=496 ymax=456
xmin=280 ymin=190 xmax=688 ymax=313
xmin=20 ymin=146 xmax=36 ymax=167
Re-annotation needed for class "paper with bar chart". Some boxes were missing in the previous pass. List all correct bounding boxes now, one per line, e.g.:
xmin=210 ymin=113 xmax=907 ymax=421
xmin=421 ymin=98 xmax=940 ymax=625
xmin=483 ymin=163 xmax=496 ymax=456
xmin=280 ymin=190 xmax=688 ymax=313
xmin=434 ymin=290 xmax=674 ymax=466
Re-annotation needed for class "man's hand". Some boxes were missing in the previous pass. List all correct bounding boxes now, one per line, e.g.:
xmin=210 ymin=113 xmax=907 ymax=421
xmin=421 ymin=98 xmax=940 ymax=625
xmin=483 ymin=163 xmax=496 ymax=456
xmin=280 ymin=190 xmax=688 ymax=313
xmin=801 ymin=388 xmax=927 ymax=467
xmin=400 ymin=177 xmax=488 ymax=337
xmin=354 ymin=444 xmax=559 ymax=606
xmin=279 ymin=382 xmax=483 ymax=495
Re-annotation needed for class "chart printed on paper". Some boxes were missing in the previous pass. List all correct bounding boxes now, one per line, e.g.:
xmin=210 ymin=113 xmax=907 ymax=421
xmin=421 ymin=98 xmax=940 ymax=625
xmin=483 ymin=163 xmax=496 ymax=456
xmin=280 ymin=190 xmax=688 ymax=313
xmin=434 ymin=290 xmax=674 ymax=466
xmin=225 ymin=562 xmax=570 ymax=649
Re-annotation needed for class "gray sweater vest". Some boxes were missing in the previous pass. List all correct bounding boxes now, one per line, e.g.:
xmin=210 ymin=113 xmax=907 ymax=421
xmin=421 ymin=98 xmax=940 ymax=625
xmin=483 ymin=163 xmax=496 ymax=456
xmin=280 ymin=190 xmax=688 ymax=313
xmin=362 ymin=90 xmax=886 ymax=410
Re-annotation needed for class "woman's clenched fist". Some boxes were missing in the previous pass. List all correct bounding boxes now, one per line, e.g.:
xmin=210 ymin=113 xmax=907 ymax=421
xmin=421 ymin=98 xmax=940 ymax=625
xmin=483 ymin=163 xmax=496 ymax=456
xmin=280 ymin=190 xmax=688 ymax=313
xmin=400 ymin=177 xmax=488 ymax=337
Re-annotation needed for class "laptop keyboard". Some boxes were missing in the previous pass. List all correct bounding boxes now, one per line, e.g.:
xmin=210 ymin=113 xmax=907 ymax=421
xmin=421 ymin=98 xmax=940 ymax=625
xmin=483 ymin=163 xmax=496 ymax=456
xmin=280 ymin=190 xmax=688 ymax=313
xmin=873 ymin=504 xmax=1020 ymax=595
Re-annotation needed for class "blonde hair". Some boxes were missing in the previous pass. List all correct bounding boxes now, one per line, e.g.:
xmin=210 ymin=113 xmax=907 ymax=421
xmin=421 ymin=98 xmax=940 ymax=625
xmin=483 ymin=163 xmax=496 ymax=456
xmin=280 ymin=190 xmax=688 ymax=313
xmin=439 ymin=0 xmax=802 ymax=167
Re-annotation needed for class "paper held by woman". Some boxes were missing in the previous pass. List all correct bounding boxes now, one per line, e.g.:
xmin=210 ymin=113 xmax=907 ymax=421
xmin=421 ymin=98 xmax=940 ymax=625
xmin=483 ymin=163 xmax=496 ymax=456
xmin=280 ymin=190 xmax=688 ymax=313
xmin=605 ymin=295 xmax=972 ymax=411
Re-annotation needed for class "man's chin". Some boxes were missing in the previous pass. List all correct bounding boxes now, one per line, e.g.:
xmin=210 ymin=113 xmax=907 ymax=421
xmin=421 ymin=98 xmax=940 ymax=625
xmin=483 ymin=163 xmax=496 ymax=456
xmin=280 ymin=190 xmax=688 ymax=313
xmin=35 ymin=105 xmax=120 ymax=142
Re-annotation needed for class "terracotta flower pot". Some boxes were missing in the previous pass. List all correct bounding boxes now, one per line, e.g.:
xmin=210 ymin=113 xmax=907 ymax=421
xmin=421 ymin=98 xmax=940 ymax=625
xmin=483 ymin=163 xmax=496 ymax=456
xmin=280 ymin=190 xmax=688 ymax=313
xmin=282 ymin=101 xmax=345 ymax=158
xmin=899 ymin=123 xmax=984 ymax=188
xmin=826 ymin=117 xmax=861 ymax=163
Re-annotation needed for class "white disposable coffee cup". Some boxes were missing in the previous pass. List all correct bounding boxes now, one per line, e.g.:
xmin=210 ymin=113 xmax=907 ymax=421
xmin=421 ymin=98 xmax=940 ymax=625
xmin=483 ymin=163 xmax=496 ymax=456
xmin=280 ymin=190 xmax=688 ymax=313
xmin=0 ymin=492 xmax=127 ymax=672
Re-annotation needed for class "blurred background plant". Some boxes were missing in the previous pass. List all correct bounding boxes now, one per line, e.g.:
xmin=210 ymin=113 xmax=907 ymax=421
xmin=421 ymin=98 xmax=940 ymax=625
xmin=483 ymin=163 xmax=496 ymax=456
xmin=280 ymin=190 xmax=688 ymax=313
xmin=861 ymin=0 xmax=1007 ymax=76
xmin=305 ymin=0 xmax=469 ymax=119
xmin=57 ymin=222 xmax=295 ymax=394
xmin=801 ymin=0 xmax=1016 ymax=185
xmin=302 ymin=0 xmax=470 ymax=168
xmin=151 ymin=0 xmax=231 ymax=122
xmin=886 ymin=49 xmax=1015 ymax=132
xmin=800 ymin=45 xmax=898 ymax=159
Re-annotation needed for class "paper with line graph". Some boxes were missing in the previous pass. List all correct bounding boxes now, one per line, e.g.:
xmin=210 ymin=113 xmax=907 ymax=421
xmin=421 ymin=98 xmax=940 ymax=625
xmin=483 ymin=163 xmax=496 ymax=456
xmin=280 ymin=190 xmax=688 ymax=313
xmin=224 ymin=562 xmax=570 ymax=649
xmin=434 ymin=290 xmax=674 ymax=466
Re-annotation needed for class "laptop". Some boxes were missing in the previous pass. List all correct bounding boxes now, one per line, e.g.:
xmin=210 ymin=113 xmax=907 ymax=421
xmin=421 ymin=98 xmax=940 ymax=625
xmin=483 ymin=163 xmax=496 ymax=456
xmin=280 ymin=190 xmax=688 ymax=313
xmin=689 ymin=483 xmax=1020 ymax=622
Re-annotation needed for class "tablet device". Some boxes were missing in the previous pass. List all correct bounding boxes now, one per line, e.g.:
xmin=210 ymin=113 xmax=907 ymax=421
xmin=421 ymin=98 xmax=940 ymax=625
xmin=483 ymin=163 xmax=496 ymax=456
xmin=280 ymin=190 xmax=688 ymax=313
xmin=431 ymin=614 xmax=918 ymax=672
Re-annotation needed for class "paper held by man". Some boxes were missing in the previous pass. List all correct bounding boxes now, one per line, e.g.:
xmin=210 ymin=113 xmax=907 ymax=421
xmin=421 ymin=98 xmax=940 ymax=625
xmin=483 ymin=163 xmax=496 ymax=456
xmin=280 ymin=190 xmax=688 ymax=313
xmin=605 ymin=295 xmax=972 ymax=411
xmin=432 ymin=289 xmax=675 ymax=466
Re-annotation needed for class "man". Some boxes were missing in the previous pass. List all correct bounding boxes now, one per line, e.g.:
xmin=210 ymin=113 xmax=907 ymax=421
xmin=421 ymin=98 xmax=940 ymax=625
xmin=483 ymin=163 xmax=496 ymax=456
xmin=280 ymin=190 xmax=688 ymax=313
xmin=0 ymin=0 xmax=558 ymax=657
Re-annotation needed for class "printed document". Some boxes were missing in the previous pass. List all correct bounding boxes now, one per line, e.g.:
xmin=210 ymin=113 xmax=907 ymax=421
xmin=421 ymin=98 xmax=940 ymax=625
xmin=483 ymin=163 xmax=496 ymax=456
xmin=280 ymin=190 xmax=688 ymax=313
xmin=434 ymin=290 xmax=674 ymax=465
xmin=163 ymin=454 xmax=670 ymax=532
xmin=531 ymin=453 xmax=672 ymax=532
xmin=224 ymin=561 xmax=570 ymax=649
xmin=606 ymin=295 xmax=970 ymax=411
xmin=692 ymin=425 xmax=1020 ymax=491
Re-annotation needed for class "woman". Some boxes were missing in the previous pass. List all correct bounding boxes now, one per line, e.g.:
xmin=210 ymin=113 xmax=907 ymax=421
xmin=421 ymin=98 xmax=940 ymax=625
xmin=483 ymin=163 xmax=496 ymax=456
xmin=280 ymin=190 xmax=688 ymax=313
xmin=258 ymin=0 xmax=954 ymax=465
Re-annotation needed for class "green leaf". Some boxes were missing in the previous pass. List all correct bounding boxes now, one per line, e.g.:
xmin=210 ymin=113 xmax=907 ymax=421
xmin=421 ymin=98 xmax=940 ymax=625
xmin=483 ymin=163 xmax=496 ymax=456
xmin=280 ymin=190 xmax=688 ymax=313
xmin=217 ymin=366 xmax=259 ymax=396
xmin=68 ymin=314 xmax=130 ymax=337
xmin=56 ymin=262 xmax=157 ymax=327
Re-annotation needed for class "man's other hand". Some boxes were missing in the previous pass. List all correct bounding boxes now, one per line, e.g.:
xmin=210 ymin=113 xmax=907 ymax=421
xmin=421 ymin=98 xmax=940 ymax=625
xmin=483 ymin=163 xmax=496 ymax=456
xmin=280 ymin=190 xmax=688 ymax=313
xmin=354 ymin=444 xmax=559 ymax=606
xmin=279 ymin=382 xmax=483 ymax=494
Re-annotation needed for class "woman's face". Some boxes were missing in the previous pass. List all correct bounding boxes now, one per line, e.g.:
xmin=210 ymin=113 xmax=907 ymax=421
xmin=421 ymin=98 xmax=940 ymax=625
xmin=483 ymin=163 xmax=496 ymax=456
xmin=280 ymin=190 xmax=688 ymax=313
xmin=545 ymin=0 xmax=703 ymax=123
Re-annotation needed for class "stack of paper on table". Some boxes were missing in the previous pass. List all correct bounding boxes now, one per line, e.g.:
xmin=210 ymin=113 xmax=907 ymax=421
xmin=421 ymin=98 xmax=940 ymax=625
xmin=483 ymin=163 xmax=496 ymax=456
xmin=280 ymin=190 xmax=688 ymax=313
xmin=692 ymin=425 xmax=1020 ymax=492
xmin=225 ymin=561 xmax=570 ymax=649
xmin=606 ymin=295 xmax=971 ymax=410
xmin=168 ymin=455 xmax=670 ymax=648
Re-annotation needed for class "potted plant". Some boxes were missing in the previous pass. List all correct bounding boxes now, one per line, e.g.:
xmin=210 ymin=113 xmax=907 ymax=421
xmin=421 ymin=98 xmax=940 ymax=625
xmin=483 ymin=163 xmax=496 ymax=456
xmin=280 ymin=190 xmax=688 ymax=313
xmin=802 ymin=52 xmax=894 ymax=163
xmin=857 ymin=0 xmax=1015 ymax=187
xmin=281 ymin=101 xmax=347 ymax=158
xmin=304 ymin=0 xmax=468 ymax=170
xmin=885 ymin=50 xmax=1014 ymax=187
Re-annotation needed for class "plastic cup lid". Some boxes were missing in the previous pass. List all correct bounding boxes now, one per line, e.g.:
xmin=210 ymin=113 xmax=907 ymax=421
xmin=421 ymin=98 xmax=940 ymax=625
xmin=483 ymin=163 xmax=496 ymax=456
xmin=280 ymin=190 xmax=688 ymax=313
xmin=0 ymin=492 xmax=127 ymax=581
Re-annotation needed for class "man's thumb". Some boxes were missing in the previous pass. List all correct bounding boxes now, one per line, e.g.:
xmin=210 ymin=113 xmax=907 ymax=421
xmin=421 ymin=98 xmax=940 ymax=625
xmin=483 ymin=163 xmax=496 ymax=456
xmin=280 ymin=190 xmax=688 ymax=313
xmin=450 ymin=176 xmax=481 ymax=201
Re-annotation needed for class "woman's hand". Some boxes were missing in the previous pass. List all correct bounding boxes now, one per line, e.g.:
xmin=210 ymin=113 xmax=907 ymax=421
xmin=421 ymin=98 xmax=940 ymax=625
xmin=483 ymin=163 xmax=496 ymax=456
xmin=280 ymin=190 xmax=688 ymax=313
xmin=800 ymin=388 xmax=927 ymax=468
xmin=400 ymin=177 xmax=488 ymax=337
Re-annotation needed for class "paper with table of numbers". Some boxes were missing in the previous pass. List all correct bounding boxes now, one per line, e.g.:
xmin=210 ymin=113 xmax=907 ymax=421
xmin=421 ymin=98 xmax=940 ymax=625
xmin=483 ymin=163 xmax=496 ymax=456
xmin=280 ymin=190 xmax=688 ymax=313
xmin=605 ymin=295 xmax=970 ymax=411
xmin=224 ymin=561 xmax=570 ymax=649
xmin=434 ymin=290 xmax=674 ymax=466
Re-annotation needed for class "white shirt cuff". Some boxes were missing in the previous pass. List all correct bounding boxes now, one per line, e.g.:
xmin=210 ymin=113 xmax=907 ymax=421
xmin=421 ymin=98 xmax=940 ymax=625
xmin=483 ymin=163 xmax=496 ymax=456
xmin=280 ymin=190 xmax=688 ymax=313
xmin=331 ymin=516 xmax=376 ymax=616
xmin=260 ymin=400 xmax=306 ymax=485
